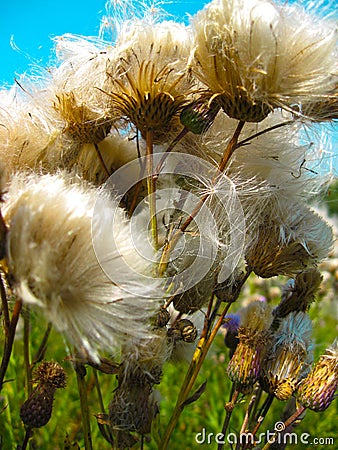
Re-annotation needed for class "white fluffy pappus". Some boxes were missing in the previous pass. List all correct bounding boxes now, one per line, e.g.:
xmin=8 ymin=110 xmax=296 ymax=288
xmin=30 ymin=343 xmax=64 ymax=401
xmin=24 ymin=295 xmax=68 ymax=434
xmin=104 ymin=18 xmax=194 ymax=140
xmin=4 ymin=172 xmax=164 ymax=362
xmin=191 ymin=0 xmax=337 ymax=120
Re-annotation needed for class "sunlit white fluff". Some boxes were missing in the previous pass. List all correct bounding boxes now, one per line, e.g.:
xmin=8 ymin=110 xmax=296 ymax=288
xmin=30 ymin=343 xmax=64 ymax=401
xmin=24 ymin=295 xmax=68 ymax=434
xmin=4 ymin=173 xmax=163 ymax=362
xmin=0 ymin=85 xmax=56 ymax=173
xmin=191 ymin=0 xmax=337 ymax=121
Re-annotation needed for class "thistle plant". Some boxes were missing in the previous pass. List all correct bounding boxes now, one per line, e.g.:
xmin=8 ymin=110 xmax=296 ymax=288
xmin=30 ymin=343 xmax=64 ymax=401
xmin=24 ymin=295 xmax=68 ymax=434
xmin=0 ymin=0 xmax=337 ymax=449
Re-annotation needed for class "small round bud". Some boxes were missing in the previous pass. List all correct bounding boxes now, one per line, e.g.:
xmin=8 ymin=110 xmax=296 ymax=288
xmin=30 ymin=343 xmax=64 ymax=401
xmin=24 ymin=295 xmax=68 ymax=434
xmin=20 ymin=386 xmax=54 ymax=429
xmin=154 ymin=307 xmax=171 ymax=328
xmin=180 ymin=97 xmax=220 ymax=134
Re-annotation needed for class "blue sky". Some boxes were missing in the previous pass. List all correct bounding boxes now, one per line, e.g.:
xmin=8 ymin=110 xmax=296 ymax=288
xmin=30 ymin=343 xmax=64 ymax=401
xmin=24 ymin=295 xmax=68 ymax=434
xmin=0 ymin=0 xmax=337 ymax=174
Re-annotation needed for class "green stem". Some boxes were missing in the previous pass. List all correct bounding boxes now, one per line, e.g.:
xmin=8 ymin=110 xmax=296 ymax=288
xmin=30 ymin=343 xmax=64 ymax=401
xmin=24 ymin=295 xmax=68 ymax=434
xmin=23 ymin=306 xmax=32 ymax=396
xmin=159 ymin=303 xmax=231 ymax=449
xmin=93 ymin=369 xmax=105 ymax=414
xmin=75 ymin=362 xmax=93 ymax=450
xmin=146 ymin=129 xmax=158 ymax=249
xmin=158 ymin=120 xmax=245 ymax=276
xmin=0 ymin=272 xmax=10 ymax=336
xmin=31 ymin=323 xmax=52 ymax=366
xmin=154 ymin=127 xmax=189 ymax=182
xmin=218 ymin=387 xmax=240 ymax=450
xmin=159 ymin=269 xmax=251 ymax=449
xmin=0 ymin=299 xmax=22 ymax=392
xmin=21 ymin=427 xmax=33 ymax=450
xmin=244 ymin=394 xmax=274 ymax=449
xmin=260 ymin=406 xmax=306 ymax=450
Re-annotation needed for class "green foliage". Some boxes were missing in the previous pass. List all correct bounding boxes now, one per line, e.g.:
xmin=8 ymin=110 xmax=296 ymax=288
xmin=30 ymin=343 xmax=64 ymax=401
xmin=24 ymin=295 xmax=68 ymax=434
xmin=322 ymin=178 xmax=338 ymax=217
xmin=0 ymin=276 xmax=336 ymax=449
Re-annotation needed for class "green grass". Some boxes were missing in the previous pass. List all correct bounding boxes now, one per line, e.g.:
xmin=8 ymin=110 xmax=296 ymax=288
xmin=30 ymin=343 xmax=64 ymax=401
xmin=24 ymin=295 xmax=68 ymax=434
xmin=0 ymin=275 xmax=337 ymax=450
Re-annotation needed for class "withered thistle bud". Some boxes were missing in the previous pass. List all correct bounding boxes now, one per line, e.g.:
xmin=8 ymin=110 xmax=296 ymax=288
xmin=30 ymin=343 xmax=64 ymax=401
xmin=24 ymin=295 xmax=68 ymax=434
xmin=54 ymin=92 xmax=112 ymax=145
xmin=261 ymin=312 xmax=313 ymax=401
xmin=20 ymin=361 xmax=66 ymax=429
xmin=180 ymin=96 xmax=221 ymax=134
xmin=34 ymin=361 xmax=67 ymax=390
xmin=273 ymin=269 xmax=323 ymax=325
xmin=245 ymin=210 xmax=332 ymax=279
xmin=295 ymin=340 xmax=338 ymax=412
xmin=20 ymin=386 xmax=55 ymax=429
xmin=227 ymin=302 xmax=272 ymax=393
xmin=168 ymin=319 xmax=198 ymax=343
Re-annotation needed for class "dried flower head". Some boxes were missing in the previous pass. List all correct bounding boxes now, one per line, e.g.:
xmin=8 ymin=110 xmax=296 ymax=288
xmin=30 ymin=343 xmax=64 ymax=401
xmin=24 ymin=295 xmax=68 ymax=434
xmin=105 ymin=19 xmax=193 ymax=140
xmin=261 ymin=311 xmax=313 ymax=401
xmin=245 ymin=204 xmax=333 ymax=278
xmin=53 ymin=91 xmax=112 ymax=145
xmin=20 ymin=361 xmax=66 ymax=429
xmin=191 ymin=0 xmax=337 ymax=121
xmin=295 ymin=339 xmax=338 ymax=412
xmin=273 ymin=269 xmax=323 ymax=323
xmin=227 ymin=301 xmax=273 ymax=392
xmin=4 ymin=173 xmax=161 ymax=362
xmin=108 ymin=331 xmax=170 ymax=444
xmin=33 ymin=361 xmax=67 ymax=390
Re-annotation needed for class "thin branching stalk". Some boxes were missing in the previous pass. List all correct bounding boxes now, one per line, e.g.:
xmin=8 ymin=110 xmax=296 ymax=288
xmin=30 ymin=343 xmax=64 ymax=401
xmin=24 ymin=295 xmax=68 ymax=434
xmin=159 ymin=269 xmax=252 ymax=448
xmin=158 ymin=120 xmax=245 ymax=276
xmin=218 ymin=121 xmax=245 ymax=172
xmin=236 ymin=120 xmax=294 ymax=149
xmin=93 ymin=369 xmax=105 ymax=415
xmin=94 ymin=143 xmax=110 ymax=178
xmin=244 ymin=394 xmax=275 ymax=449
xmin=74 ymin=362 xmax=93 ymax=450
xmin=0 ymin=272 xmax=10 ymax=336
xmin=31 ymin=323 xmax=52 ymax=367
xmin=21 ymin=427 xmax=33 ymax=450
xmin=154 ymin=127 xmax=189 ymax=181
xmin=238 ymin=385 xmax=262 ymax=447
xmin=260 ymin=406 xmax=306 ymax=450
xmin=23 ymin=306 xmax=32 ymax=396
xmin=0 ymin=299 xmax=22 ymax=392
xmin=146 ymin=129 xmax=159 ymax=249
xmin=218 ymin=386 xmax=240 ymax=450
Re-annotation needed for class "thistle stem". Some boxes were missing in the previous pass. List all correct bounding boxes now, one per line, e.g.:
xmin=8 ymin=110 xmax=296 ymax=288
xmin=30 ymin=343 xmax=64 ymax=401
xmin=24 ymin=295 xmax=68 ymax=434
xmin=146 ymin=129 xmax=158 ymax=249
xmin=260 ymin=406 xmax=306 ymax=450
xmin=23 ymin=307 xmax=32 ymax=396
xmin=218 ymin=120 xmax=245 ymax=172
xmin=21 ymin=427 xmax=33 ymax=450
xmin=94 ymin=143 xmax=110 ymax=178
xmin=74 ymin=362 xmax=93 ymax=450
xmin=31 ymin=323 xmax=52 ymax=366
xmin=158 ymin=120 xmax=245 ymax=276
xmin=218 ymin=385 xmax=240 ymax=450
xmin=154 ymin=127 xmax=189 ymax=181
xmin=244 ymin=394 xmax=274 ymax=449
xmin=0 ymin=299 xmax=22 ymax=392
xmin=159 ymin=303 xmax=232 ymax=449
xmin=0 ymin=272 xmax=10 ymax=336
xmin=93 ymin=369 xmax=105 ymax=415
